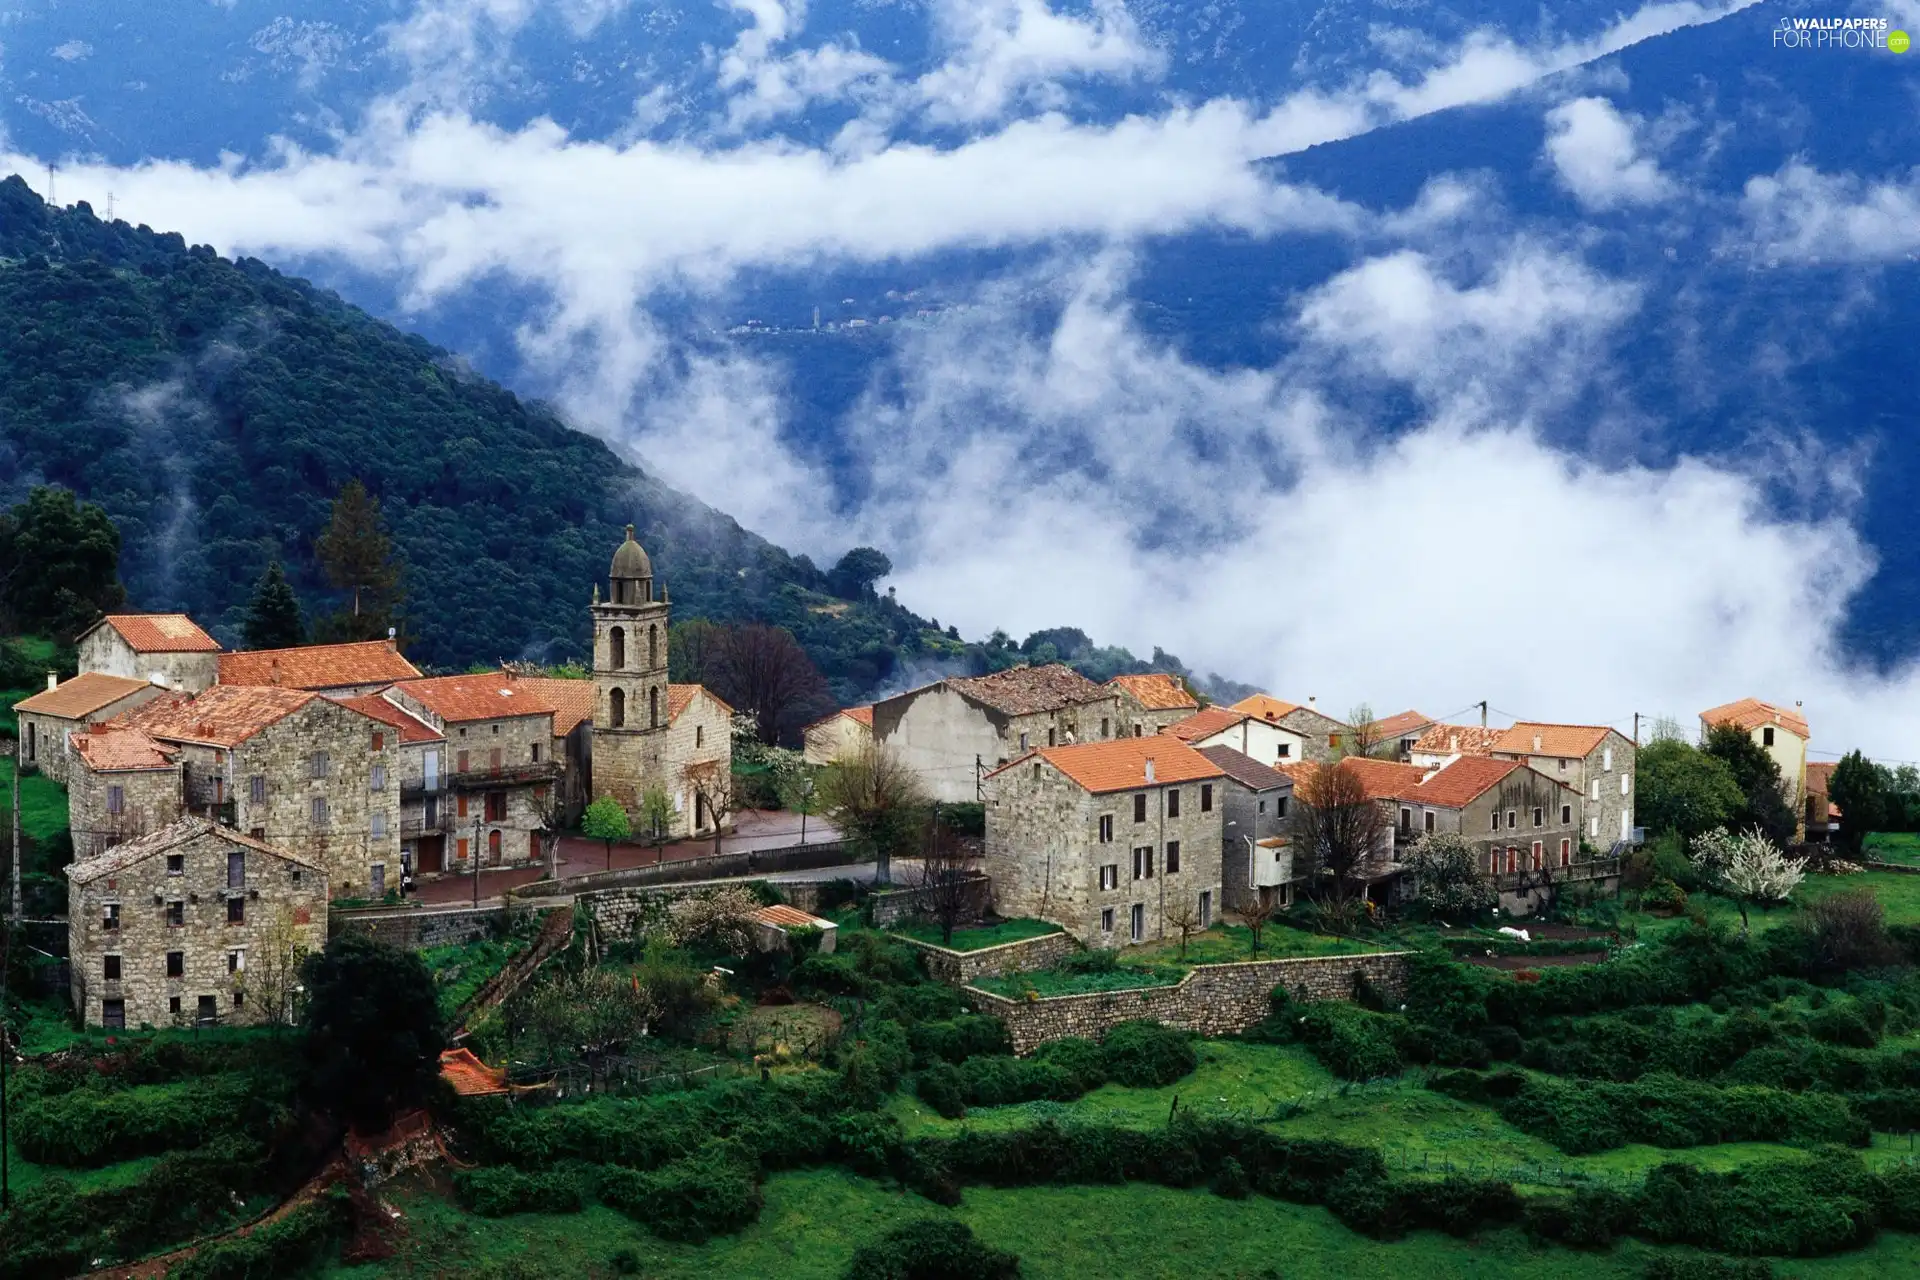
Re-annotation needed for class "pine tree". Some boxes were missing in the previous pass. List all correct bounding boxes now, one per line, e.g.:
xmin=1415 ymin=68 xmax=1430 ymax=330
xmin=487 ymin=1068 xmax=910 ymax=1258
xmin=242 ymin=561 xmax=306 ymax=650
xmin=313 ymin=478 xmax=403 ymax=642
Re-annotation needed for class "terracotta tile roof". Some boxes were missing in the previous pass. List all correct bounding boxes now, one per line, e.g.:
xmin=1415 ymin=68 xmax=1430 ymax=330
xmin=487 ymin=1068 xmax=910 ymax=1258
xmin=1805 ymin=761 xmax=1836 ymax=796
xmin=67 ymin=816 xmax=317 ymax=883
xmin=439 ymin=1048 xmax=511 ymax=1097
xmin=91 ymin=614 xmax=222 ymax=653
xmin=1108 ymin=673 xmax=1199 ymax=712
xmin=669 ymin=683 xmax=734 ymax=723
xmin=1492 ymin=722 xmax=1616 ymax=759
xmin=1701 ymin=697 xmax=1810 ymax=741
xmin=1367 ymin=710 xmax=1433 ymax=740
xmin=1411 ymin=724 xmax=1504 ymax=757
xmin=946 ymin=664 xmax=1108 ymax=716
xmin=116 ymin=684 xmax=317 ymax=748
xmin=1231 ymin=693 xmax=1301 ymax=722
xmin=807 ymin=705 xmax=873 ymax=732
xmin=332 ymin=694 xmax=444 ymax=744
xmin=1407 ymin=756 xmax=1531 ymax=808
xmin=394 ymin=674 xmax=558 ymax=725
xmin=1195 ymin=745 xmax=1290 ymax=791
xmin=1164 ymin=706 xmax=1255 ymax=743
xmin=217 ymin=640 xmax=420 ymax=690
xmin=507 ymin=677 xmax=597 ymax=737
xmin=13 ymin=672 xmax=156 ymax=720
xmin=751 ymin=904 xmax=835 ymax=930
xmin=990 ymin=735 xmax=1225 ymax=795
xmin=1281 ymin=758 xmax=1427 ymax=802
xmin=71 ymin=726 xmax=177 ymax=772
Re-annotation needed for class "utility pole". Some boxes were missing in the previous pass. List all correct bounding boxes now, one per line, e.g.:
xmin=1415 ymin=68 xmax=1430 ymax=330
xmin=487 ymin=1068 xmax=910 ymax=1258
xmin=1633 ymin=713 xmax=1641 ymax=748
xmin=975 ymin=754 xmax=983 ymax=803
xmin=9 ymin=742 xmax=19 ymax=923
xmin=471 ymin=813 xmax=482 ymax=908
xmin=1 ymin=742 xmax=13 ymax=1208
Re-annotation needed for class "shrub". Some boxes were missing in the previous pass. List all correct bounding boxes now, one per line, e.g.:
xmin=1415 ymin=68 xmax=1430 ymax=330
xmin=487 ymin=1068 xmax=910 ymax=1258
xmin=453 ymin=1166 xmax=587 ymax=1216
xmin=916 ymin=1063 xmax=967 ymax=1119
xmin=832 ymin=1111 xmax=904 ymax=1176
xmin=959 ymin=1055 xmax=1077 ymax=1106
xmin=1644 ymin=878 xmax=1689 ymax=912
xmin=1634 ymin=1155 xmax=1878 ymax=1256
xmin=1499 ymin=1073 xmax=1869 ymax=1154
xmin=600 ymin=1143 xmax=763 ymax=1242
xmin=1031 ymin=1037 xmax=1107 ymax=1093
xmin=1804 ymin=889 xmax=1901 ymax=973
xmin=843 ymin=1218 xmax=1019 ymax=1280
xmin=1210 ymin=1156 xmax=1251 ymax=1199
xmin=1523 ymin=1187 xmax=1636 ymax=1249
xmin=911 ymin=1016 xmax=1011 ymax=1065
xmin=1644 ymin=1259 xmax=1774 ymax=1280
xmin=1099 ymin=1021 xmax=1196 ymax=1087
xmin=1295 ymin=1003 xmax=1404 ymax=1080
xmin=169 ymin=1192 xmax=353 ymax=1280
xmin=1810 ymin=1000 xmax=1879 ymax=1048
xmin=13 ymin=1074 xmax=292 ymax=1168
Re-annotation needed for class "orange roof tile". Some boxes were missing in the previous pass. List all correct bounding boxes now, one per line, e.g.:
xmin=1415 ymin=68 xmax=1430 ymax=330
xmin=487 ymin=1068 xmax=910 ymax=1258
xmin=990 ymin=735 xmax=1225 ymax=795
xmin=395 ymin=674 xmax=558 ymax=725
xmin=668 ymin=683 xmax=734 ymax=723
xmin=507 ymin=677 xmax=597 ymax=737
xmin=807 ymin=705 xmax=873 ymax=732
xmin=218 ymin=640 xmax=420 ymax=690
xmin=439 ymin=1048 xmax=510 ymax=1097
xmin=1411 ymin=724 xmax=1504 ymax=757
xmin=1407 ymin=757 xmax=1531 ymax=808
xmin=1367 ymin=710 xmax=1433 ymax=740
xmin=116 ymin=684 xmax=317 ymax=748
xmin=332 ymin=694 xmax=444 ymax=744
xmin=92 ymin=614 xmax=222 ymax=653
xmin=13 ymin=671 xmax=156 ymax=720
xmin=751 ymin=904 xmax=835 ymax=930
xmin=1701 ymin=698 xmax=1810 ymax=741
xmin=1164 ymin=706 xmax=1255 ymax=743
xmin=71 ymin=726 xmax=177 ymax=772
xmin=1231 ymin=693 xmax=1301 ymax=722
xmin=1492 ymin=722 xmax=1616 ymax=759
xmin=1805 ymin=761 xmax=1836 ymax=796
xmin=1108 ymin=673 xmax=1199 ymax=712
xmin=1281 ymin=757 xmax=1427 ymax=802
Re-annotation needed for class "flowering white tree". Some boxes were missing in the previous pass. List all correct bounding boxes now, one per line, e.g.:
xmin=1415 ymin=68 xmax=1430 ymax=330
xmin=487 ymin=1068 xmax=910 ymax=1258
xmin=1688 ymin=827 xmax=1740 ymax=881
xmin=1716 ymin=828 xmax=1807 ymax=933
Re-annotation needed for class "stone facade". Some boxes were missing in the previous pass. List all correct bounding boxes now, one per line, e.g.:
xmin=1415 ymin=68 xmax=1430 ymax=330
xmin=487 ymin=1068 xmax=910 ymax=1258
xmin=66 ymin=820 xmax=328 ymax=1029
xmin=1105 ymin=674 xmax=1199 ymax=738
xmin=869 ymin=874 xmax=993 ymax=928
xmin=69 ymin=741 xmax=184 ymax=859
xmin=901 ymin=928 xmax=1078 ymax=985
xmin=984 ymin=740 xmax=1226 ymax=950
xmin=332 ymin=903 xmax=518 ymax=950
xmin=1393 ymin=766 xmax=1583 ymax=880
xmin=384 ymin=684 xmax=557 ymax=877
xmin=874 ymin=667 xmax=1121 ymax=804
xmin=964 ymin=951 xmax=1414 ymax=1054
xmin=14 ymin=676 xmax=169 ymax=785
xmin=78 ymin=623 xmax=220 ymax=693
xmin=803 ymin=708 xmax=872 ymax=766
xmin=666 ymin=686 xmax=734 ymax=837
xmin=1206 ymin=768 xmax=1291 ymax=911
xmin=590 ymin=527 xmax=674 ymax=822
xmin=1494 ymin=730 xmax=1636 ymax=851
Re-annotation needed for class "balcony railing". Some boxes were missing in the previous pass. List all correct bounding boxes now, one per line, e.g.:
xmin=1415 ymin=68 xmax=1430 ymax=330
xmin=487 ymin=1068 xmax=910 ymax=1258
xmin=447 ymin=761 xmax=561 ymax=790
xmin=400 ymin=780 xmax=443 ymax=802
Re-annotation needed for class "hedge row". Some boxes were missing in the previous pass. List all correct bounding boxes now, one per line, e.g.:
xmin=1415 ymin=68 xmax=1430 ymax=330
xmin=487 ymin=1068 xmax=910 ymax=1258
xmin=453 ymin=1146 xmax=763 ymax=1244
xmin=13 ymin=1072 xmax=296 ymax=1167
xmin=912 ymin=1022 xmax=1197 ymax=1118
xmin=169 ymin=1191 xmax=354 ymax=1280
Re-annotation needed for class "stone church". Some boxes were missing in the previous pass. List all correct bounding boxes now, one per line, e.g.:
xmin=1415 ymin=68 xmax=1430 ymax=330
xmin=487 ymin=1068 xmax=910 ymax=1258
xmin=589 ymin=526 xmax=734 ymax=838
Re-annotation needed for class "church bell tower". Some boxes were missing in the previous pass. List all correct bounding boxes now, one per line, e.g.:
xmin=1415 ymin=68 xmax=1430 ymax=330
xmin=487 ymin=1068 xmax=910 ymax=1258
xmin=590 ymin=525 xmax=671 ymax=815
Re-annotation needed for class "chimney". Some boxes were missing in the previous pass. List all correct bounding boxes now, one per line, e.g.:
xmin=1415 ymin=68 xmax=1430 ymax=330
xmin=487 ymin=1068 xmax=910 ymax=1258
xmin=269 ymin=657 xmax=281 ymax=687
xmin=387 ymin=626 xmax=397 ymax=652
xmin=1532 ymin=734 xmax=1542 ymax=752
xmin=1448 ymin=733 xmax=1459 ymax=751
xmin=1308 ymin=695 xmax=1316 ymax=707
xmin=1145 ymin=758 xmax=1156 ymax=783
xmin=46 ymin=670 xmax=58 ymax=692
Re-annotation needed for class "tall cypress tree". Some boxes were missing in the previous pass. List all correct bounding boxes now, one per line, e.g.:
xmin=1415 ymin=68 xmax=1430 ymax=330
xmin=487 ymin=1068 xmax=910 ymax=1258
xmin=313 ymin=479 xmax=403 ymax=642
xmin=242 ymin=561 xmax=306 ymax=650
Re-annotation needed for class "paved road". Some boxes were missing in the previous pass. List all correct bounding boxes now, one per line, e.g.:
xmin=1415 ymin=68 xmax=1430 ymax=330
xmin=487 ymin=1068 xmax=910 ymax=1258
xmin=411 ymin=809 xmax=844 ymax=906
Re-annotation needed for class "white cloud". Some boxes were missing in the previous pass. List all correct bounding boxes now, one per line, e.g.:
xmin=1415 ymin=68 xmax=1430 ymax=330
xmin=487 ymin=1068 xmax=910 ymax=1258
xmin=914 ymin=0 xmax=1165 ymax=125
xmin=1740 ymin=160 xmax=1920 ymax=263
xmin=1543 ymin=96 xmax=1675 ymax=210
xmin=50 ymin=40 xmax=94 ymax=63
xmin=714 ymin=0 xmax=894 ymax=130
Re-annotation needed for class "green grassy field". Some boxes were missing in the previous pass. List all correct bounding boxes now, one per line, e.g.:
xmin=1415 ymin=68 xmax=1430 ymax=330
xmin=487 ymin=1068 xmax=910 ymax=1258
xmin=0 ymin=756 xmax=71 ymax=842
xmin=1864 ymin=833 xmax=1920 ymax=867
xmin=423 ymin=936 xmax=528 ymax=1022
xmin=322 ymin=1168 xmax=1920 ymax=1280
xmin=888 ymin=917 xmax=1061 ymax=951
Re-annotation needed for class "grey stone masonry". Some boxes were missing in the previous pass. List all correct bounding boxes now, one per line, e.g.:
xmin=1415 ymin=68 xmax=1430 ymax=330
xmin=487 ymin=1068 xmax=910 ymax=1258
xmin=964 ymin=951 xmax=1413 ymax=1054
xmin=332 ymin=903 xmax=525 ymax=950
xmin=899 ymin=928 xmax=1079 ymax=985
xmin=869 ymin=875 xmax=992 ymax=928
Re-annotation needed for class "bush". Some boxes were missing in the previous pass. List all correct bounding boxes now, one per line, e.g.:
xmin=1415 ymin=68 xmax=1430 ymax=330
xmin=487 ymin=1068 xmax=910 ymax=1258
xmin=1810 ymin=1000 xmax=1879 ymax=1048
xmin=599 ymin=1143 xmax=763 ymax=1242
xmin=1499 ymin=1073 xmax=1869 ymax=1154
xmin=1804 ymin=889 xmax=1901 ymax=973
xmin=1210 ymin=1156 xmax=1251 ymax=1199
xmin=959 ymin=1055 xmax=1077 ymax=1106
xmin=916 ymin=1063 xmax=967 ymax=1119
xmin=169 ymin=1192 xmax=353 ymax=1280
xmin=453 ymin=1166 xmax=587 ymax=1217
xmin=1644 ymin=878 xmax=1689 ymax=912
xmin=1634 ymin=1155 xmax=1878 ymax=1256
xmin=1295 ymin=1002 xmax=1404 ymax=1080
xmin=911 ymin=1016 xmax=1011 ymax=1065
xmin=1031 ymin=1037 xmax=1107 ymax=1093
xmin=844 ymin=1218 xmax=1018 ymax=1280
xmin=13 ymin=1073 xmax=292 ymax=1168
xmin=1524 ymin=1187 xmax=1636 ymax=1249
xmin=1098 ymin=1021 xmax=1196 ymax=1087
xmin=1645 ymin=1260 xmax=1774 ymax=1280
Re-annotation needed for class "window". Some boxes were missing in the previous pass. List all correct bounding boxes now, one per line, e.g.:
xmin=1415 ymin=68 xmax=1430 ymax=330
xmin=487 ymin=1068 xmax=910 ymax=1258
xmin=1558 ymin=758 xmax=1568 ymax=773
xmin=309 ymin=751 xmax=328 ymax=779
xmin=1621 ymin=775 xmax=1631 ymax=796
xmin=486 ymin=791 xmax=508 ymax=822
xmin=1100 ymin=864 xmax=1119 ymax=891
xmin=228 ymin=949 xmax=244 ymax=974
xmin=1560 ymin=838 xmax=1572 ymax=867
xmin=372 ymin=731 xmax=385 ymax=752
xmin=1032 ymin=763 xmax=1041 ymax=782
xmin=457 ymin=748 xmax=472 ymax=773
xmin=372 ymin=864 xmax=386 ymax=895
xmin=1101 ymin=907 xmax=1115 ymax=933
xmin=107 ymin=784 xmax=125 ymax=815
xmin=650 ymin=686 xmax=659 ymax=728
xmin=1201 ymin=784 xmax=1213 ymax=813
xmin=290 ymin=869 xmax=303 ymax=887
xmin=648 ymin=624 xmax=658 ymax=668
xmin=694 ymin=726 xmax=703 ymax=749
xmin=1276 ymin=743 xmax=1291 ymax=758
xmin=1199 ymin=891 xmax=1212 ymax=929
xmin=371 ymin=812 xmax=388 ymax=839
xmin=1133 ymin=846 xmax=1154 ymax=880
xmin=250 ymin=775 xmax=266 ymax=804
xmin=1506 ymin=810 xmax=1517 ymax=829
xmin=233 ymin=991 xmax=245 ymax=1009
xmin=1531 ymin=841 xmax=1543 ymax=870
xmin=1590 ymin=815 xmax=1599 ymax=838
xmin=311 ymin=796 xmax=330 ymax=825
xmin=610 ymin=687 xmax=626 ymax=727
xmin=1019 ymin=732 xmax=1030 ymax=751
xmin=488 ymin=829 xmax=502 ymax=861
xmin=166 ymin=950 xmax=184 ymax=977
xmin=102 ymin=999 xmax=125 ymax=1029
xmin=492 ymin=724 xmax=500 ymax=735
xmin=1130 ymin=903 xmax=1145 ymax=942
xmin=104 ymin=954 xmax=121 ymax=981
xmin=227 ymin=850 xmax=244 ymax=889
xmin=196 ymin=995 xmax=217 ymax=1024
xmin=1399 ymin=806 xmax=1412 ymax=834
xmin=1134 ymin=794 xmax=1147 ymax=823
xmin=371 ymin=763 xmax=388 ymax=791
xmin=167 ymin=901 xmax=184 ymax=927
xmin=1166 ymin=841 xmax=1181 ymax=874
xmin=102 ymin=903 xmax=119 ymax=931
xmin=1134 ymin=724 xmax=1144 ymax=737
xmin=1762 ymin=726 xmax=1775 ymax=747
xmin=1276 ymin=797 xmax=1288 ymax=818
xmin=228 ymin=897 xmax=245 ymax=924
xmin=1100 ymin=718 xmax=1110 ymax=738
xmin=457 ymin=837 xmax=470 ymax=863
xmin=489 ymin=748 xmax=502 ymax=773
xmin=167 ymin=854 xmax=184 ymax=875
xmin=1590 ymin=779 xmax=1600 ymax=801
xmin=1506 ymin=846 xmax=1518 ymax=874
xmin=610 ymin=625 xmax=626 ymax=669
xmin=1167 ymin=789 xmax=1181 ymax=818
xmin=1424 ymin=811 xmax=1436 ymax=834
xmin=1258 ymin=799 xmax=1266 ymax=814
xmin=1098 ymin=815 xmax=1114 ymax=843
xmin=1561 ymin=803 xmax=1572 ymax=824
xmin=1490 ymin=812 xmax=1500 ymax=832
xmin=1532 ymin=807 xmax=1544 ymax=827
xmin=250 ymin=827 xmax=266 ymax=841
xmin=1047 ymin=727 xmax=1056 ymax=747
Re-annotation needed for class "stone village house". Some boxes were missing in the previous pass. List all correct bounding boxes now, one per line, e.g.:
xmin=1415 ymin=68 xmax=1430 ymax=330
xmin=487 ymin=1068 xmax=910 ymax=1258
xmin=75 ymin=613 xmax=224 ymax=692
xmin=1105 ymin=673 xmax=1200 ymax=737
xmin=1228 ymin=694 xmax=1352 ymax=764
xmin=984 ymin=735 xmax=1225 ymax=948
xmin=1700 ymin=697 xmax=1810 ymax=831
xmin=802 ymin=705 xmax=873 ymax=766
xmin=335 ymin=693 xmax=449 ymax=877
xmin=67 ymin=818 xmax=328 ymax=1029
xmin=1409 ymin=723 xmax=1505 ymax=768
xmin=67 ymin=727 xmax=184 ymax=858
xmin=216 ymin=638 xmax=422 ymax=695
xmin=13 ymin=671 xmax=171 ymax=785
xmin=1164 ymin=706 xmax=1304 ymax=768
xmin=1490 ymin=723 xmax=1637 ymax=851
xmin=1365 ymin=710 xmax=1436 ymax=762
xmin=1195 ymin=746 xmax=1295 ymax=912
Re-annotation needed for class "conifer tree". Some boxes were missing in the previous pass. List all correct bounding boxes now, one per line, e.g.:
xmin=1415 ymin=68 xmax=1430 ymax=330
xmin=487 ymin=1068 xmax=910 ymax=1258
xmin=241 ymin=561 xmax=305 ymax=650
xmin=314 ymin=479 xmax=403 ymax=642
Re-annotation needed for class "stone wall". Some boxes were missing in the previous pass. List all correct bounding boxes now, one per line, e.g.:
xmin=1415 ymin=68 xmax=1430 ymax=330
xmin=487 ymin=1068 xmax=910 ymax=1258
xmin=869 ymin=875 xmax=992 ymax=928
xmin=513 ymin=840 xmax=854 ymax=899
xmin=79 ymin=630 xmax=218 ymax=692
xmin=331 ymin=903 xmax=514 ymax=949
xmin=663 ymin=689 xmax=734 ymax=840
xmin=963 ymin=950 xmax=1413 ymax=1054
xmin=902 ymin=928 xmax=1079 ymax=985
xmin=70 ymin=760 xmax=185 ymax=859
